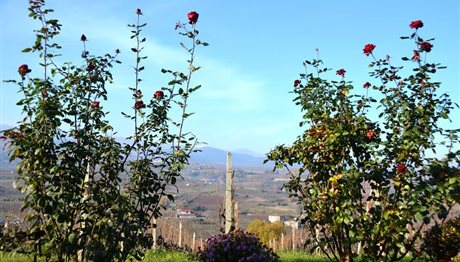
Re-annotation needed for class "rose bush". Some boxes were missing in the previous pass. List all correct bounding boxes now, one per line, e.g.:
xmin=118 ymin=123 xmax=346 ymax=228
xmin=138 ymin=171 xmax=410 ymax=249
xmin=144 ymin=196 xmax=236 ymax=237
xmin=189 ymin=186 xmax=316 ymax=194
xmin=267 ymin=19 xmax=459 ymax=261
xmin=1 ymin=1 xmax=207 ymax=261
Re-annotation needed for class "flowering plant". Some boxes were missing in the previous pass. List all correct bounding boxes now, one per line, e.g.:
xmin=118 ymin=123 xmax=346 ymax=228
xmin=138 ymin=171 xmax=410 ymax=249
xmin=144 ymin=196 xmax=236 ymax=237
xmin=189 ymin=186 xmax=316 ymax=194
xmin=199 ymin=230 xmax=279 ymax=262
xmin=1 ymin=1 xmax=207 ymax=260
xmin=267 ymin=20 xmax=459 ymax=261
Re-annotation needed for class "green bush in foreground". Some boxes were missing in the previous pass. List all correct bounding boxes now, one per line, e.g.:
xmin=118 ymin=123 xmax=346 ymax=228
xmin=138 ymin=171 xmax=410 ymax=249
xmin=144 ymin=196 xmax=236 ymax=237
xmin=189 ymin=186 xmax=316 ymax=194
xmin=267 ymin=19 xmax=459 ymax=262
xmin=2 ymin=0 xmax=206 ymax=261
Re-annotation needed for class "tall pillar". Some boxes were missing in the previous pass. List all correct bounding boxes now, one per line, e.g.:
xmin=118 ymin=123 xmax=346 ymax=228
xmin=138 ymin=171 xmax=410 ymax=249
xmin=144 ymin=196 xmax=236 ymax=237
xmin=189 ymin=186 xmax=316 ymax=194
xmin=225 ymin=152 xmax=234 ymax=233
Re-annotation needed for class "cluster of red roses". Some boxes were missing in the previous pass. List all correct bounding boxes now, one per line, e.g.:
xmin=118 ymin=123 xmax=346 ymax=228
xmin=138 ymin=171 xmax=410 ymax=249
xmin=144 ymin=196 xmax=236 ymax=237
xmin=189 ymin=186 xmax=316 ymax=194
xmin=291 ymin=19 xmax=431 ymax=176
xmin=130 ymin=10 xmax=197 ymax=111
xmin=17 ymin=9 xmax=197 ymax=111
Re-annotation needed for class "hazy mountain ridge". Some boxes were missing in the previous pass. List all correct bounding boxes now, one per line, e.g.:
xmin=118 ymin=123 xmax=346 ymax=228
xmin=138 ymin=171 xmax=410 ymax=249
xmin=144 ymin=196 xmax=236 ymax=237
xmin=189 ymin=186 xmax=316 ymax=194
xmin=191 ymin=147 xmax=271 ymax=168
xmin=0 ymin=123 xmax=270 ymax=169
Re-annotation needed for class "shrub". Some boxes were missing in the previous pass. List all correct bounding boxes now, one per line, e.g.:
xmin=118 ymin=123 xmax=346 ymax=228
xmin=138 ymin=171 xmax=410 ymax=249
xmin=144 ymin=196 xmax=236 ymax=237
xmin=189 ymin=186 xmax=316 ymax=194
xmin=423 ymin=217 xmax=460 ymax=261
xmin=2 ymin=1 xmax=207 ymax=260
xmin=266 ymin=19 xmax=459 ymax=261
xmin=199 ymin=230 xmax=279 ymax=262
xmin=246 ymin=219 xmax=286 ymax=246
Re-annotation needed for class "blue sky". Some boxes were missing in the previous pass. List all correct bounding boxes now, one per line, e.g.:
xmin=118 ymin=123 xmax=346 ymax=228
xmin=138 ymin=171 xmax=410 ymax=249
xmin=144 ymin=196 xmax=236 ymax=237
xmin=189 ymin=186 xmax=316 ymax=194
xmin=1 ymin=0 xmax=459 ymax=155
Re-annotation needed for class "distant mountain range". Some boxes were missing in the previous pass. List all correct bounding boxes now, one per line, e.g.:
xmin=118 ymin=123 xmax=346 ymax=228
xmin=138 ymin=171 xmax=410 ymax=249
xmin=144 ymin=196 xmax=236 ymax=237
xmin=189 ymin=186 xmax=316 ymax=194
xmin=0 ymin=124 xmax=271 ymax=169
xmin=191 ymin=147 xmax=270 ymax=168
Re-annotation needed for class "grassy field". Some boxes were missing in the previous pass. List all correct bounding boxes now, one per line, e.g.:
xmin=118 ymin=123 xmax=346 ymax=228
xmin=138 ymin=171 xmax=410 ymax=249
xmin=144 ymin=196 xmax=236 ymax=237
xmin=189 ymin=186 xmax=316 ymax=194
xmin=1 ymin=250 xmax=452 ymax=261
xmin=0 ymin=250 xmax=330 ymax=262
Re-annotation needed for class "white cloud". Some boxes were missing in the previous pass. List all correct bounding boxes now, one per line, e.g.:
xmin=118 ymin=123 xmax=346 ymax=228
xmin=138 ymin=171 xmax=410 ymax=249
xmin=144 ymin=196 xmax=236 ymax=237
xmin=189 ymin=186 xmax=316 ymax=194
xmin=57 ymin=11 xmax=268 ymax=113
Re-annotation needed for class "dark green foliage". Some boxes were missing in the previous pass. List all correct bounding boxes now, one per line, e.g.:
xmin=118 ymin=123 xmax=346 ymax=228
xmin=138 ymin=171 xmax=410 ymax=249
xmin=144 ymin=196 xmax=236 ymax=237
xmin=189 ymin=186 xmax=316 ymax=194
xmin=1 ymin=1 xmax=206 ymax=261
xmin=266 ymin=21 xmax=459 ymax=262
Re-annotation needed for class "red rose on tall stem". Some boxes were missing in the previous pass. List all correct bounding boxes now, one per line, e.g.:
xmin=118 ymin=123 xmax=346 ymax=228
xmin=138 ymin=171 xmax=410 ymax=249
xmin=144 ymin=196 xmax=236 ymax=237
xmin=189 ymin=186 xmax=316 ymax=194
xmin=336 ymin=69 xmax=346 ymax=77
xmin=188 ymin=11 xmax=199 ymax=24
xmin=420 ymin=42 xmax=433 ymax=52
xmin=363 ymin=82 xmax=371 ymax=88
xmin=134 ymin=100 xmax=146 ymax=110
xmin=363 ymin=44 xmax=376 ymax=56
xmin=397 ymin=164 xmax=407 ymax=174
xmin=136 ymin=8 xmax=142 ymax=15
xmin=293 ymin=80 xmax=300 ymax=87
xmin=18 ymin=64 xmax=31 ymax=76
xmin=154 ymin=90 xmax=164 ymax=99
xmin=409 ymin=20 xmax=423 ymax=29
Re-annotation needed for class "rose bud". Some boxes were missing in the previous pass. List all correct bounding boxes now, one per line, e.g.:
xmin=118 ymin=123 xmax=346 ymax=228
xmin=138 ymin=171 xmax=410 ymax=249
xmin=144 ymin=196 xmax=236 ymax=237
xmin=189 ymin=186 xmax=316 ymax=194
xmin=80 ymin=34 xmax=87 ymax=41
xmin=396 ymin=164 xmax=407 ymax=174
xmin=293 ymin=80 xmax=300 ymax=87
xmin=154 ymin=90 xmax=164 ymax=99
xmin=136 ymin=8 xmax=142 ymax=15
xmin=409 ymin=20 xmax=423 ymax=29
xmin=18 ymin=64 xmax=31 ymax=76
xmin=87 ymin=61 xmax=96 ymax=71
xmin=420 ymin=42 xmax=433 ymax=52
xmin=363 ymin=82 xmax=371 ymax=88
xmin=363 ymin=44 xmax=376 ymax=56
xmin=188 ymin=11 xmax=199 ymax=24
xmin=412 ymin=51 xmax=420 ymax=61
xmin=92 ymin=101 xmax=100 ymax=109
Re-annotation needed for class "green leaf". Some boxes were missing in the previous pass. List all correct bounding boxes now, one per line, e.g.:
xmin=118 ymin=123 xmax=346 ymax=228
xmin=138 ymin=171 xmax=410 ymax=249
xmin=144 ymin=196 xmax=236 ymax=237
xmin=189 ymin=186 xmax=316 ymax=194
xmin=167 ymin=194 xmax=174 ymax=201
xmin=22 ymin=47 xmax=33 ymax=53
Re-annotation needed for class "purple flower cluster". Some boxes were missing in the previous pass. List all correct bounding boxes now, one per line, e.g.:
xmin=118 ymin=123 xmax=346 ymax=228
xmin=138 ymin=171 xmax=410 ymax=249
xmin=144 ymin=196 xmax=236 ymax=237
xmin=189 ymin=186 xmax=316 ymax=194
xmin=199 ymin=230 xmax=279 ymax=262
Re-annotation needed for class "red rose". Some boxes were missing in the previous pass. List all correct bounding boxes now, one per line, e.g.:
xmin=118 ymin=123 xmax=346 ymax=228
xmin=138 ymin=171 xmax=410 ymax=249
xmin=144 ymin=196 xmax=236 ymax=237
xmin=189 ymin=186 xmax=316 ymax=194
xmin=367 ymin=130 xmax=376 ymax=140
xmin=396 ymin=164 xmax=407 ymax=174
xmin=188 ymin=11 xmax=199 ymax=24
xmin=363 ymin=44 xmax=376 ymax=56
xmin=80 ymin=34 xmax=87 ymax=42
xmin=136 ymin=8 xmax=142 ymax=15
xmin=336 ymin=69 xmax=346 ymax=77
xmin=92 ymin=101 xmax=100 ymax=109
xmin=18 ymin=64 xmax=31 ymax=76
xmin=409 ymin=20 xmax=423 ymax=29
xmin=420 ymin=42 xmax=433 ymax=52
xmin=293 ymin=80 xmax=300 ymax=87
xmin=363 ymin=82 xmax=371 ymax=88
xmin=134 ymin=100 xmax=146 ymax=110
xmin=154 ymin=90 xmax=164 ymax=99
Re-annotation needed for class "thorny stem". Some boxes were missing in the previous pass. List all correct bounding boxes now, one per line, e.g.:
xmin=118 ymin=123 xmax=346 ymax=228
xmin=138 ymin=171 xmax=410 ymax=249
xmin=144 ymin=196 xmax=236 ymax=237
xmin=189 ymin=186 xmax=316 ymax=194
xmin=36 ymin=6 xmax=49 ymax=100
xmin=175 ymin=25 xmax=197 ymax=153
xmin=134 ymin=13 xmax=141 ymax=141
